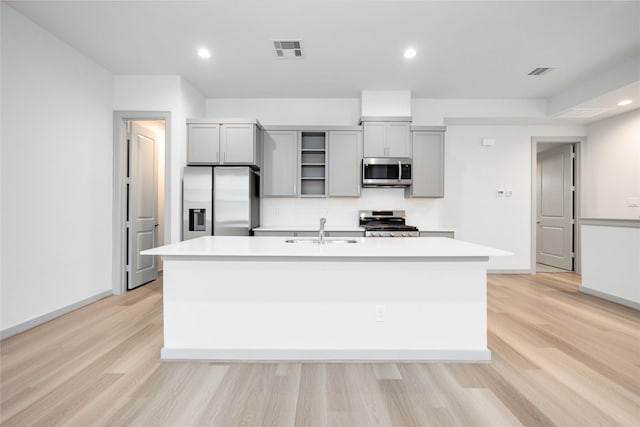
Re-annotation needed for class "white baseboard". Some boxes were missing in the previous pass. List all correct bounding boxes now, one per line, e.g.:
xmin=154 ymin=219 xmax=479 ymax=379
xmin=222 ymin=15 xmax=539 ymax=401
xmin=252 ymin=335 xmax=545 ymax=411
xmin=579 ymin=286 xmax=640 ymax=310
xmin=488 ymin=269 xmax=533 ymax=274
xmin=161 ymin=348 xmax=492 ymax=362
xmin=0 ymin=290 xmax=113 ymax=340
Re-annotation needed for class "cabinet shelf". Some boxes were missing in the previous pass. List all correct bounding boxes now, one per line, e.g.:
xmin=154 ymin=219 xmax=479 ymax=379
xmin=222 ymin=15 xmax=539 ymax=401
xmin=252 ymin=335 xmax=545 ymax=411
xmin=300 ymin=132 xmax=327 ymax=197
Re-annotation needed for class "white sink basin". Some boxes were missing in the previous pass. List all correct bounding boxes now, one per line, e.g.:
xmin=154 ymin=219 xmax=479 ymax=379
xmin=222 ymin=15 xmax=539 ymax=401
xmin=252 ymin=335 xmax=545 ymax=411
xmin=285 ymin=238 xmax=358 ymax=244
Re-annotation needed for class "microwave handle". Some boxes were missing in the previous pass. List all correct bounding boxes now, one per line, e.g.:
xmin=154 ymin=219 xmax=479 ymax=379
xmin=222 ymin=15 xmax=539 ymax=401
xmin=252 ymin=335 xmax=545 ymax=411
xmin=398 ymin=160 xmax=402 ymax=181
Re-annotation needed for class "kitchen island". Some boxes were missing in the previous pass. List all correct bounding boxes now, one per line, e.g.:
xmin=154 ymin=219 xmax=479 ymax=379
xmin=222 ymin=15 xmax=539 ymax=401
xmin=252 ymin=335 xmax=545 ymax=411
xmin=142 ymin=236 xmax=510 ymax=361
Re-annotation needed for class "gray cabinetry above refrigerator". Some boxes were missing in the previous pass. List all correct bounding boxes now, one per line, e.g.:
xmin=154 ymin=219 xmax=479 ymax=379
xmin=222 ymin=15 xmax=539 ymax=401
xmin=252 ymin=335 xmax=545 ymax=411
xmin=187 ymin=119 xmax=262 ymax=168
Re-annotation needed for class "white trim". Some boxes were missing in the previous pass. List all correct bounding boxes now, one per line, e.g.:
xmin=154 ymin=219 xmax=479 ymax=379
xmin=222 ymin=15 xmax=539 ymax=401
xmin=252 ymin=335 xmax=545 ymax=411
xmin=113 ymin=111 xmax=171 ymax=295
xmin=580 ymin=218 xmax=640 ymax=228
xmin=579 ymin=286 xmax=640 ymax=310
xmin=530 ymin=137 xmax=586 ymax=275
xmin=0 ymin=291 xmax=112 ymax=339
xmin=160 ymin=348 xmax=492 ymax=362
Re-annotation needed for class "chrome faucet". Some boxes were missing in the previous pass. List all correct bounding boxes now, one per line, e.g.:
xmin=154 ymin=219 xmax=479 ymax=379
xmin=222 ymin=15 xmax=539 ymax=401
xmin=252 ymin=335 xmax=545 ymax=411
xmin=319 ymin=217 xmax=326 ymax=244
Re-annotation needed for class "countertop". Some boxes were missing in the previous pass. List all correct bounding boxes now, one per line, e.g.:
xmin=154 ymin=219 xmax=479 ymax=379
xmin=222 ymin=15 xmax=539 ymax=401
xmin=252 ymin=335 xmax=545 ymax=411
xmin=252 ymin=226 xmax=456 ymax=233
xmin=142 ymin=236 xmax=511 ymax=259
xmin=253 ymin=226 xmax=365 ymax=232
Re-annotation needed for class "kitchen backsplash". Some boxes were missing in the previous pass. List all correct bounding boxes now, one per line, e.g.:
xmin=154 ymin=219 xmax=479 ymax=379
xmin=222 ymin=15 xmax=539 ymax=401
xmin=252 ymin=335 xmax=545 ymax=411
xmin=262 ymin=188 xmax=443 ymax=228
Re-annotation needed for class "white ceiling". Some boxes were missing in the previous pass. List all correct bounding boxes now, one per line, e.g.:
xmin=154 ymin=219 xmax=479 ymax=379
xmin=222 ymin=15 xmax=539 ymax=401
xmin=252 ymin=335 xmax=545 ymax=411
xmin=6 ymin=0 xmax=640 ymax=104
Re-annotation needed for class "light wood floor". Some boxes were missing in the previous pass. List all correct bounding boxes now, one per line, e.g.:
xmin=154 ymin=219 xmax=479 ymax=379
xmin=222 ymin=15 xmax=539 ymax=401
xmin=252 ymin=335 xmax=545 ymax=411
xmin=1 ymin=273 xmax=639 ymax=426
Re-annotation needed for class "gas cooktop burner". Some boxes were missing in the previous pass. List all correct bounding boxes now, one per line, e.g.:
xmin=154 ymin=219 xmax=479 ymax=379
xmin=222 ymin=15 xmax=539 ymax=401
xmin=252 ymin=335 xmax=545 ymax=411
xmin=359 ymin=210 xmax=420 ymax=237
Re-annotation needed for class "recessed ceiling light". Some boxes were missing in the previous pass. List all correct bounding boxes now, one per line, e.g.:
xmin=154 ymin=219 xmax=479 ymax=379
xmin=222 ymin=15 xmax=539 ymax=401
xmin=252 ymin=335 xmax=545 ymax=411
xmin=617 ymin=99 xmax=633 ymax=106
xmin=403 ymin=48 xmax=417 ymax=59
xmin=197 ymin=48 xmax=211 ymax=59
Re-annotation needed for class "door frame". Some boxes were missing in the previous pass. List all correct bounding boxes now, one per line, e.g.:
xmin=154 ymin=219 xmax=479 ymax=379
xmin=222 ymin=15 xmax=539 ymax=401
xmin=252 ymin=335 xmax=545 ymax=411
xmin=113 ymin=111 xmax=171 ymax=295
xmin=530 ymin=136 xmax=585 ymax=274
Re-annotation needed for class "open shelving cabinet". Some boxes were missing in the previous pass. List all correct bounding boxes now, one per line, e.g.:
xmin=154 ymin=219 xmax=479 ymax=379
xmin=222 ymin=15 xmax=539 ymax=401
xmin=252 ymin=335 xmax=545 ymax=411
xmin=300 ymin=132 xmax=327 ymax=197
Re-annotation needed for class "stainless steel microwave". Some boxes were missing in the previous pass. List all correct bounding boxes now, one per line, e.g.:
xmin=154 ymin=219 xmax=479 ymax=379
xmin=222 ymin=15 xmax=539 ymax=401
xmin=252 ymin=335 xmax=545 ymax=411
xmin=362 ymin=157 xmax=412 ymax=187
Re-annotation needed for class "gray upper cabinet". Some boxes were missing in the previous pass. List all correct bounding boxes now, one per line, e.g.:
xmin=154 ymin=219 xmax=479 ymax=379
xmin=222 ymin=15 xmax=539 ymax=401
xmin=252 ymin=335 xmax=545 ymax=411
xmin=220 ymin=124 xmax=258 ymax=164
xmin=188 ymin=123 xmax=220 ymax=164
xmin=263 ymin=130 xmax=298 ymax=197
xmin=187 ymin=119 xmax=261 ymax=167
xmin=363 ymin=121 xmax=411 ymax=158
xmin=328 ymin=130 xmax=362 ymax=197
xmin=406 ymin=129 xmax=445 ymax=198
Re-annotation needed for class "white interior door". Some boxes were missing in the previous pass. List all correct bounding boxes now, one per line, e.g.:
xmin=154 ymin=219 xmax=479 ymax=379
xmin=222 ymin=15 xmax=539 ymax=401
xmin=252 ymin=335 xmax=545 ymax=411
xmin=537 ymin=144 xmax=574 ymax=270
xmin=128 ymin=122 xmax=158 ymax=289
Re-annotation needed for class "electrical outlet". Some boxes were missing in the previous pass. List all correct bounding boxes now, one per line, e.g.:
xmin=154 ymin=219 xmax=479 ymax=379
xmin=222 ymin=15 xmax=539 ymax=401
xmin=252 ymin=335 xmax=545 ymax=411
xmin=505 ymin=190 xmax=513 ymax=197
xmin=375 ymin=304 xmax=385 ymax=322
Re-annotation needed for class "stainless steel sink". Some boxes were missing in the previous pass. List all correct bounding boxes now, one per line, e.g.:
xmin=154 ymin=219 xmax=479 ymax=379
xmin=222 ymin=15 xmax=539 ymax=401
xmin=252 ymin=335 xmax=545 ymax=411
xmin=285 ymin=238 xmax=358 ymax=244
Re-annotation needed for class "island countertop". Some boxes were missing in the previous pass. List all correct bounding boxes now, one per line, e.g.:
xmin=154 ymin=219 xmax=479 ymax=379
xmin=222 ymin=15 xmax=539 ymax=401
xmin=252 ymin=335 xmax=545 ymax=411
xmin=142 ymin=236 xmax=511 ymax=259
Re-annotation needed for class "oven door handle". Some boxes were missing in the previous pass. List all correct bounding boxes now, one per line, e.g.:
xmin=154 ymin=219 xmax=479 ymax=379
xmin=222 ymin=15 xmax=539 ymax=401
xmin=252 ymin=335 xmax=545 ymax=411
xmin=398 ymin=160 xmax=402 ymax=182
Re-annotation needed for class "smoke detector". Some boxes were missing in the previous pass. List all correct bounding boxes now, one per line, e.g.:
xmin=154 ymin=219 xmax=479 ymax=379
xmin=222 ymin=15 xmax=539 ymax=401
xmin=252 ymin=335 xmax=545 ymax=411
xmin=528 ymin=67 xmax=555 ymax=76
xmin=273 ymin=40 xmax=303 ymax=59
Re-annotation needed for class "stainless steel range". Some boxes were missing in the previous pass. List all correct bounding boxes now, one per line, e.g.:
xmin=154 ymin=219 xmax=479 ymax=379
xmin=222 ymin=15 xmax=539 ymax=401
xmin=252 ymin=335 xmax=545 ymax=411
xmin=359 ymin=210 xmax=419 ymax=237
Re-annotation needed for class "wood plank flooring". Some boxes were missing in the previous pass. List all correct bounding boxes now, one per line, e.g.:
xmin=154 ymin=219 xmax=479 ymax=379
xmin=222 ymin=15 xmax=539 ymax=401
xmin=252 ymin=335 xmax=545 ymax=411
xmin=1 ymin=272 xmax=639 ymax=426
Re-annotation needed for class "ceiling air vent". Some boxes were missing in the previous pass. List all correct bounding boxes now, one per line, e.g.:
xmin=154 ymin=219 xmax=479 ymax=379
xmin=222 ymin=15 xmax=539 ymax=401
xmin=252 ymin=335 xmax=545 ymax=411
xmin=273 ymin=40 xmax=303 ymax=59
xmin=528 ymin=67 xmax=555 ymax=76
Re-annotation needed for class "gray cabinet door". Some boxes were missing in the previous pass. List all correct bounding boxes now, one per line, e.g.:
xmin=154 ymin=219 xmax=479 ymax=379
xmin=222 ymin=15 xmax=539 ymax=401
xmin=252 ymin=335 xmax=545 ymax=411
xmin=328 ymin=131 xmax=362 ymax=197
xmin=420 ymin=231 xmax=454 ymax=238
xmin=326 ymin=231 xmax=365 ymax=237
xmin=409 ymin=132 xmax=444 ymax=197
xmin=363 ymin=121 xmax=411 ymax=157
xmin=386 ymin=122 xmax=411 ymax=157
xmin=363 ymin=122 xmax=386 ymax=157
xmin=253 ymin=230 xmax=295 ymax=237
xmin=188 ymin=123 xmax=220 ymax=164
xmin=221 ymin=123 xmax=255 ymax=164
xmin=263 ymin=131 xmax=298 ymax=196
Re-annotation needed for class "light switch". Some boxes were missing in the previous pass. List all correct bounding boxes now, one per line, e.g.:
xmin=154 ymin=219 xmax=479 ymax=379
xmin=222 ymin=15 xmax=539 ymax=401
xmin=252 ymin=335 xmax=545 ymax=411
xmin=482 ymin=138 xmax=496 ymax=146
xmin=627 ymin=197 xmax=640 ymax=207
xmin=496 ymin=189 xmax=504 ymax=198
xmin=505 ymin=190 xmax=513 ymax=197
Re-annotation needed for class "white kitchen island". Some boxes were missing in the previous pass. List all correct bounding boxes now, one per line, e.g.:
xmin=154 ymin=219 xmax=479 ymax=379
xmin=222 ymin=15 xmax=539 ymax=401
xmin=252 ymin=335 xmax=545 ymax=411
xmin=142 ymin=236 xmax=510 ymax=361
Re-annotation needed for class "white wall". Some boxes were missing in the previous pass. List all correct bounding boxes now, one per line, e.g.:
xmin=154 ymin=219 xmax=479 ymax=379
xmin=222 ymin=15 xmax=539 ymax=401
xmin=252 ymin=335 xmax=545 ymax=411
xmin=113 ymin=75 xmax=205 ymax=243
xmin=412 ymin=99 xmax=548 ymax=125
xmin=584 ymin=108 xmax=640 ymax=219
xmin=444 ymin=125 xmax=585 ymax=270
xmin=263 ymin=191 xmax=444 ymax=230
xmin=206 ymin=98 xmax=360 ymax=125
xmin=1 ymin=4 xmax=113 ymax=332
xmin=581 ymin=223 xmax=640 ymax=307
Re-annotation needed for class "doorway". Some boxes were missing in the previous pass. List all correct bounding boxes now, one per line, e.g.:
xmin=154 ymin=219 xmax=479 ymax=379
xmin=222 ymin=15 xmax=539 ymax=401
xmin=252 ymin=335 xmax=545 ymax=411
xmin=531 ymin=137 xmax=584 ymax=274
xmin=113 ymin=112 xmax=171 ymax=294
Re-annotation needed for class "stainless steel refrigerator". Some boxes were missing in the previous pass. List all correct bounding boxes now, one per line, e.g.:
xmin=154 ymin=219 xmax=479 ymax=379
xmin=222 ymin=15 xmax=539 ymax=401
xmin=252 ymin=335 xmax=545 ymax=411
xmin=182 ymin=166 xmax=260 ymax=240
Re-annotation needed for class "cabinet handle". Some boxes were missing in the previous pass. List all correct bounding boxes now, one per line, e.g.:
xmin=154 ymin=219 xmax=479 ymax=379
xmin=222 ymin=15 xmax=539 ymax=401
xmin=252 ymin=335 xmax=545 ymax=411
xmin=398 ymin=160 xmax=402 ymax=181
xmin=216 ymin=151 xmax=219 ymax=162
xmin=293 ymin=183 xmax=296 ymax=194
xmin=223 ymin=152 xmax=226 ymax=163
